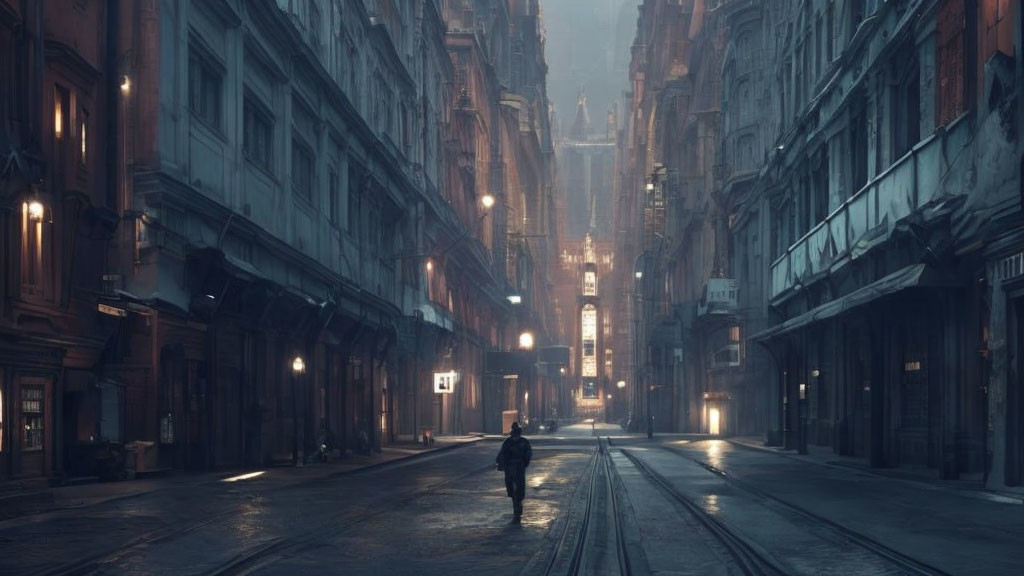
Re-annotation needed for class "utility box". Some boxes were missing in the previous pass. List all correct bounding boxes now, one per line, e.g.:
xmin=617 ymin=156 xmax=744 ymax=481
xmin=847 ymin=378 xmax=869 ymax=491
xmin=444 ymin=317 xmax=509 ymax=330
xmin=502 ymin=410 xmax=521 ymax=435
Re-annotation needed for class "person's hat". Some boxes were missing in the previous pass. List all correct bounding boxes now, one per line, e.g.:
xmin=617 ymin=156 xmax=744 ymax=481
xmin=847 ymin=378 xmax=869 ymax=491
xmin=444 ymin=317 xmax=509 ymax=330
xmin=510 ymin=422 xmax=521 ymax=433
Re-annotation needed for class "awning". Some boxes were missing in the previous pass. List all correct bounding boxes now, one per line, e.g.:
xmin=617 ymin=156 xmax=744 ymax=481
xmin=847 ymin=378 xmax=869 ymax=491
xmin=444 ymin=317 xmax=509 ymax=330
xmin=751 ymin=263 xmax=955 ymax=342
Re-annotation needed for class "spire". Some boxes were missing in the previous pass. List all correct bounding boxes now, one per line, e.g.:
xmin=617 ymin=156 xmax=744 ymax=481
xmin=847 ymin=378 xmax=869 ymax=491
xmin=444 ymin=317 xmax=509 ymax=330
xmin=570 ymin=86 xmax=589 ymax=139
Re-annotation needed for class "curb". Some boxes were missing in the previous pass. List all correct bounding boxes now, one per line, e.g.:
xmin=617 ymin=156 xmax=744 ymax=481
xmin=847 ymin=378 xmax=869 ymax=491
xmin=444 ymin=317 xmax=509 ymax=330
xmin=323 ymin=436 xmax=485 ymax=480
xmin=724 ymin=438 xmax=1024 ymax=504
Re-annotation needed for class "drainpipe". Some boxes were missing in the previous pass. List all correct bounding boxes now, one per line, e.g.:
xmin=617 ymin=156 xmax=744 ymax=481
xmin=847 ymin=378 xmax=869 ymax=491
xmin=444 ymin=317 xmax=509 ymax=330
xmin=105 ymin=0 xmax=119 ymax=210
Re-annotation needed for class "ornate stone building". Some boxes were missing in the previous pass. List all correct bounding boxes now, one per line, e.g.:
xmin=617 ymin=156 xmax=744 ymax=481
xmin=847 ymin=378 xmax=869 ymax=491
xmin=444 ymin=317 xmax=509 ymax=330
xmin=0 ymin=0 xmax=558 ymax=480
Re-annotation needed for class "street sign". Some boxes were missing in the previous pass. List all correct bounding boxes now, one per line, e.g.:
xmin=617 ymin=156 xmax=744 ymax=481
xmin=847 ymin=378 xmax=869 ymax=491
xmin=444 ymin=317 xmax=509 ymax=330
xmin=433 ymin=371 xmax=457 ymax=394
xmin=98 ymin=303 xmax=128 ymax=317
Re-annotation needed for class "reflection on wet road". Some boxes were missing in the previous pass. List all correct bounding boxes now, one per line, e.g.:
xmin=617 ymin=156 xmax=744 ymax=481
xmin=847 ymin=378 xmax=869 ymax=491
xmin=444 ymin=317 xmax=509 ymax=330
xmin=3 ymin=434 xmax=1024 ymax=576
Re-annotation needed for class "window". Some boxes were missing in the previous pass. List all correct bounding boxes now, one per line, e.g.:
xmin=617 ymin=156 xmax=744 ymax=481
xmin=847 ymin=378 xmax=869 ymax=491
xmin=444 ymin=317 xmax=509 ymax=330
xmin=79 ymin=109 xmax=88 ymax=166
xmin=22 ymin=386 xmax=44 ymax=451
xmin=936 ymin=0 xmax=966 ymax=126
xmin=729 ymin=326 xmax=741 ymax=343
xmin=815 ymin=16 xmax=823 ymax=79
xmin=244 ymin=101 xmax=273 ymax=167
xmin=310 ymin=0 xmax=321 ymax=48
xmin=827 ymin=2 xmax=836 ymax=62
xmin=583 ymin=270 xmax=596 ymax=295
xmin=189 ymin=49 xmax=222 ymax=128
xmin=892 ymin=58 xmax=921 ymax=162
xmin=53 ymin=86 xmax=66 ymax=142
xmin=292 ymin=140 xmax=314 ymax=203
xmin=348 ymin=164 xmax=362 ymax=233
xmin=328 ymin=168 xmax=339 ymax=225
xmin=21 ymin=201 xmax=47 ymax=295
xmin=714 ymin=344 xmax=741 ymax=367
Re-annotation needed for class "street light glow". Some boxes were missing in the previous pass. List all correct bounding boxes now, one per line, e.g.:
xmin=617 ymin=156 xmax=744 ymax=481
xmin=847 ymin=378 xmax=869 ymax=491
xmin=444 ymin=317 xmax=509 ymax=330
xmin=120 ymin=75 xmax=131 ymax=94
xmin=617 ymin=380 xmax=626 ymax=389
xmin=425 ymin=258 xmax=434 ymax=271
xmin=635 ymin=271 xmax=643 ymax=279
xmin=27 ymin=201 xmax=44 ymax=221
xmin=481 ymin=194 xmax=495 ymax=209
xmin=645 ymin=182 xmax=654 ymax=191
xmin=518 ymin=331 xmax=534 ymax=350
xmin=507 ymin=294 xmax=522 ymax=304
xmin=292 ymin=356 xmax=306 ymax=374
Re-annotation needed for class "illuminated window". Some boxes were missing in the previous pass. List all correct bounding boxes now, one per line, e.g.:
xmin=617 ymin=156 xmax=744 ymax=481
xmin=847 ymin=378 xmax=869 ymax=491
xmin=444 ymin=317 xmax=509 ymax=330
xmin=22 ymin=386 xmax=44 ymax=451
xmin=583 ymin=270 xmax=596 ymax=295
xmin=21 ymin=201 xmax=47 ymax=295
xmin=729 ymin=326 xmax=741 ymax=342
xmin=53 ymin=86 xmax=65 ymax=141
xmin=79 ymin=114 xmax=88 ymax=165
xmin=581 ymin=305 xmax=597 ymax=377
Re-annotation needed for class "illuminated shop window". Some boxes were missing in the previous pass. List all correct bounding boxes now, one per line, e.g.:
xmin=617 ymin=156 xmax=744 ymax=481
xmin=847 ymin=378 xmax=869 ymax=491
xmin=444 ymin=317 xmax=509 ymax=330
xmin=22 ymin=386 xmax=44 ymax=451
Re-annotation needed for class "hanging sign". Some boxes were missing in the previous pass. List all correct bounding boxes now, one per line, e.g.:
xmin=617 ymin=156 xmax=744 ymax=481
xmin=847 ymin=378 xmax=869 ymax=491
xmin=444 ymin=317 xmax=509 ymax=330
xmin=433 ymin=371 xmax=457 ymax=394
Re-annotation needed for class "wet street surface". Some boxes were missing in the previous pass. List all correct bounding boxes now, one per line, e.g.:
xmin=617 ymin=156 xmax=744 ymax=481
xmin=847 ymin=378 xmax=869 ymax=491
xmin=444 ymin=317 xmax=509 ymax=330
xmin=2 ymin=425 xmax=1022 ymax=575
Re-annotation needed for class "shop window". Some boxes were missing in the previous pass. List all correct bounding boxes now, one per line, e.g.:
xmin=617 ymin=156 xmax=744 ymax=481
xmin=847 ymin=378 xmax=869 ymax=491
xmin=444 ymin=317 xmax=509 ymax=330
xmin=22 ymin=386 xmax=44 ymax=451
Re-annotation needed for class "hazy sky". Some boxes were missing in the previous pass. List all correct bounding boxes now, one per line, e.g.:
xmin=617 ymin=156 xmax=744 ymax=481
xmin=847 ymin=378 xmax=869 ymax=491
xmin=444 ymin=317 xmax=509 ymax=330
xmin=541 ymin=0 xmax=641 ymax=138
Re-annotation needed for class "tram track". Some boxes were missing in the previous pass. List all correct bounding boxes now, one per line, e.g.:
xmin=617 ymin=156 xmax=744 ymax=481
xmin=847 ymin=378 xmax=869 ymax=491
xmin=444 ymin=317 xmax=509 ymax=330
xmin=619 ymin=449 xmax=786 ymax=576
xmin=542 ymin=438 xmax=633 ymax=576
xmin=658 ymin=444 xmax=952 ymax=576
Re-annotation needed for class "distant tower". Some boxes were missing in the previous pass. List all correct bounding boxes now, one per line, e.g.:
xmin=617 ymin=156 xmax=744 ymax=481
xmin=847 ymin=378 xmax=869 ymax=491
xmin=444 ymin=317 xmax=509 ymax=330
xmin=570 ymin=87 xmax=590 ymax=140
xmin=577 ymin=232 xmax=605 ymax=420
xmin=606 ymin=108 xmax=617 ymax=142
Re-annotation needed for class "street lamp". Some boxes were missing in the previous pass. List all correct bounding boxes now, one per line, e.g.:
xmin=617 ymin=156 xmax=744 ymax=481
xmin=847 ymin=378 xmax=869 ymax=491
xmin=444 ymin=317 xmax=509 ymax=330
xmin=291 ymin=355 xmax=306 ymax=465
xmin=518 ymin=331 xmax=534 ymax=350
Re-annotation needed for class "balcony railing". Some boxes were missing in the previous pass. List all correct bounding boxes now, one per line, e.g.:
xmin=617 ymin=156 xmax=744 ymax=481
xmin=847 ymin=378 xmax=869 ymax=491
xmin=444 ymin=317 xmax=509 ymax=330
xmin=770 ymin=116 xmax=968 ymax=299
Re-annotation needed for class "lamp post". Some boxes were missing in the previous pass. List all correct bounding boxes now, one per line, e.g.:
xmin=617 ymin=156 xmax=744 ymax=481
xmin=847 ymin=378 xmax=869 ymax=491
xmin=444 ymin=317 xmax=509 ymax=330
xmin=291 ymin=355 xmax=306 ymax=466
xmin=632 ymin=252 xmax=649 ymax=434
xmin=519 ymin=331 xmax=534 ymax=428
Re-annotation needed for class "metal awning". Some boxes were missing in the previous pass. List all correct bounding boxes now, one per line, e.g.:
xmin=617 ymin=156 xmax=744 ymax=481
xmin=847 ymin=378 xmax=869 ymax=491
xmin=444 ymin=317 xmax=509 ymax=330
xmin=751 ymin=263 xmax=955 ymax=342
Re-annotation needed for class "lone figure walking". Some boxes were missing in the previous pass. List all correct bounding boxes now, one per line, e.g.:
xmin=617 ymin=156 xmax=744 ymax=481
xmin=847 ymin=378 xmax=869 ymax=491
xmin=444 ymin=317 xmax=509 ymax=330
xmin=496 ymin=421 xmax=532 ymax=523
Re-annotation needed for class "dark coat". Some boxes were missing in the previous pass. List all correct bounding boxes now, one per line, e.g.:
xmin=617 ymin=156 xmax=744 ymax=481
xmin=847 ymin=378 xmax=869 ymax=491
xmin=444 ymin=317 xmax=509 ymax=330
xmin=496 ymin=434 xmax=532 ymax=468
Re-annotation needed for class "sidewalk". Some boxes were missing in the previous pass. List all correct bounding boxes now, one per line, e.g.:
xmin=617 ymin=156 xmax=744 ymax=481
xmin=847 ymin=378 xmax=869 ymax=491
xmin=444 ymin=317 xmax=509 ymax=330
xmin=726 ymin=435 xmax=1024 ymax=504
xmin=0 ymin=434 xmax=483 ymax=521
